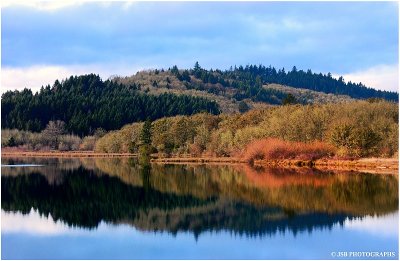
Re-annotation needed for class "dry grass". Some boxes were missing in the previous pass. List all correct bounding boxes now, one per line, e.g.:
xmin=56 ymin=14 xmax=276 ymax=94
xmin=243 ymin=138 xmax=335 ymax=164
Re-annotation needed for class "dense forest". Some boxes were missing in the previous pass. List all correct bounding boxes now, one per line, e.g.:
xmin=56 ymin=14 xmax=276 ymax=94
xmin=1 ymin=74 xmax=220 ymax=136
xmin=2 ymin=63 xmax=398 ymax=137
xmin=215 ymin=64 xmax=398 ymax=101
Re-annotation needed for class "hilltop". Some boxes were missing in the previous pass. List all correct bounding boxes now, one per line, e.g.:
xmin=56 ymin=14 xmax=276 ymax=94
xmin=113 ymin=63 xmax=397 ymax=112
xmin=113 ymin=69 xmax=356 ymax=113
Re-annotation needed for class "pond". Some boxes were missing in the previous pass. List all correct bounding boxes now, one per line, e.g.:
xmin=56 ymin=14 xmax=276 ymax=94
xmin=1 ymin=157 xmax=398 ymax=259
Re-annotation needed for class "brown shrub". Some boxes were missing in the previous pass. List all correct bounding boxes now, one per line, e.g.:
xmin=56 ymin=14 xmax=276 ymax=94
xmin=243 ymin=138 xmax=335 ymax=164
xmin=189 ymin=143 xmax=203 ymax=157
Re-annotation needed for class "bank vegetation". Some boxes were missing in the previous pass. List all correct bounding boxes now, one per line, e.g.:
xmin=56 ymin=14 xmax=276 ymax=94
xmin=2 ymin=100 xmax=397 ymax=162
xmin=95 ymin=100 xmax=398 ymax=161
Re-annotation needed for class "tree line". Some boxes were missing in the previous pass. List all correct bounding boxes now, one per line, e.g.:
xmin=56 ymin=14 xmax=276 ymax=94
xmin=95 ymin=100 xmax=398 ymax=158
xmin=170 ymin=63 xmax=398 ymax=102
xmin=1 ymin=74 xmax=220 ymax=136
xmin=2 ymin=64 xmax=398 ymax=139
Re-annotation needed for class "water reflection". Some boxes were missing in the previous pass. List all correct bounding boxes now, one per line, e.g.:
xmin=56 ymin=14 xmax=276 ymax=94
xmin=1 ymin=157 xmax=398 ymax=239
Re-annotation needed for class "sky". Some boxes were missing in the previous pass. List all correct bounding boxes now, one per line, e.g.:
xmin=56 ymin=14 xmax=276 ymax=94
xmin=1 ymin=1 xmax=399 ymax=93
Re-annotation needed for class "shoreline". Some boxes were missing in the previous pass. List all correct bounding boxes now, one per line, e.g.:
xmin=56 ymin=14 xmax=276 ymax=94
xmin=1 ymin=151 xmax=398 ymax=174
xmin=1 ymin=151 xmax=137 ymax=158
xmin=253 ymin=158 xmax=398 ymax=175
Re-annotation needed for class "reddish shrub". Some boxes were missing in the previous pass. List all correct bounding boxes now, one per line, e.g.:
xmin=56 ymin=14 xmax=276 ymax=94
xmin=243 ymin=138 xmax=335 ymax=164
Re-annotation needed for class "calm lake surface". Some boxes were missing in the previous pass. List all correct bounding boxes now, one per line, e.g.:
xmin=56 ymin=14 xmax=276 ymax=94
xmin=1 ymin=157 xmax=398 ymax=260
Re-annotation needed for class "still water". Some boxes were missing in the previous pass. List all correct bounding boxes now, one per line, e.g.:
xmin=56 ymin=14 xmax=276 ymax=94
xmin=1 ymin=157 xmax=398 ymax=259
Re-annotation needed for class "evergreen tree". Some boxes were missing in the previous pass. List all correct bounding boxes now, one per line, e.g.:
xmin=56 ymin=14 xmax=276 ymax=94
xmin=140 ymin=119 xmax=152 ymax=146
xmin=1 ymin=74 xmax=220 ymax=136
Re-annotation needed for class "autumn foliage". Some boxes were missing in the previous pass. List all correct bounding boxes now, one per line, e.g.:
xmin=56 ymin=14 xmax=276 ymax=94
xmin=243 ymin=138 xmax=335 ymax=164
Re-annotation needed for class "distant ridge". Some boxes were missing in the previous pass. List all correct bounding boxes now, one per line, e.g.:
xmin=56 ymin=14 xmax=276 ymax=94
xmin=115 ymin=63 xmax=398 ymax=102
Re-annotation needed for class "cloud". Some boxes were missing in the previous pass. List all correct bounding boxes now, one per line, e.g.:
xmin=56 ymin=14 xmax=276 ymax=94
xmin=1 ymin=0 xmax=84 ymax=11
xmin=1 ymin=209 xmax=139 ymax=236
xmin=1 ymin=2 xmax=398 ymax=93
xmin=345 ymin=212 xmax=398 ymax=238
xmin=2 ymin=2 xmax=397 ymax=75
xmin=334 ymin=64 xmax=399 ymax=92
xmin=1 ymin=209 xmax=73 ymax=235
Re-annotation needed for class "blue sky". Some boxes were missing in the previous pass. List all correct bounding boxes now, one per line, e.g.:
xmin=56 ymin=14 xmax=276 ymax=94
xmin=1 ymin=1 xmax=399 ymax=92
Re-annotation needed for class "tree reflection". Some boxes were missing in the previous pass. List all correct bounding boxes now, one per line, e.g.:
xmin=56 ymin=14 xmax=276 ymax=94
xmin=1 ymin=157 xmax=398 ymax=238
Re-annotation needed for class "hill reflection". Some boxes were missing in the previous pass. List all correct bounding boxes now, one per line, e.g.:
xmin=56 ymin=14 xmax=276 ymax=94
xmin=1 ymin=157 xmax=398 ymax=238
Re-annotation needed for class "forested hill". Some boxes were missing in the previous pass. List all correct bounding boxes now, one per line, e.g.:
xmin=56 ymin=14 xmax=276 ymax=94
xmin=223 ymin=64 xmax=398 ymax=101
xmin=1 ymin=74 xmax=220 ymax=136
xmin=115 ymin=63 xmax=398 ymax=106
xmin=1 ymin=63 xmax=398 ymax=136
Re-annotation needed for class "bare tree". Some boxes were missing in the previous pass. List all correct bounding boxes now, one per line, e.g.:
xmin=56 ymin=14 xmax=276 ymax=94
xmin=42 ymin=120 xmax=66 ymax=149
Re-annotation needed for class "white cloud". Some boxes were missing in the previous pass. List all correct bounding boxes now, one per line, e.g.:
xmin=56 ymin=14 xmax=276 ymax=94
xmin=335 ymin=64 xmax=399 ymax=92
xmin=1 ymin=0 xmax=141 ymax=11
xmin=345 ymin=212 xmax=398 ymax=238
xmin=1 ymin=0 xmax=84 ymax=11
xmin=1 ymin=64 xmax=142 ymax=93
xmin=1 ymin=209 xmax=74 ymax=235
xmin=1 ymin=209 xmax=139 ymax=236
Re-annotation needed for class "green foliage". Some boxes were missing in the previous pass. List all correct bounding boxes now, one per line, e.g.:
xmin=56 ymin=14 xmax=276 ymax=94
xmin=113 ymin=64 xmax=398 ymax=115
xmin=224 ymin=65 xmax=398 ymax=101
xmin=1 ymin=74 xmax=220 ymax=136
xmin=140 ymin=120 xmax=152 ymax=146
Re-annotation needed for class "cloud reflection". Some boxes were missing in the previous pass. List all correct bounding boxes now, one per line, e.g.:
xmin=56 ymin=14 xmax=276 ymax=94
xmin=345 ymin=212 xmax=399 ymax=238
xmin=2 ymin=209 xmax=75 ymax=235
